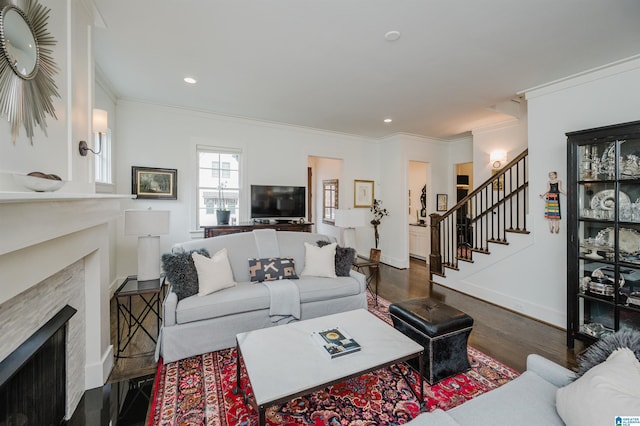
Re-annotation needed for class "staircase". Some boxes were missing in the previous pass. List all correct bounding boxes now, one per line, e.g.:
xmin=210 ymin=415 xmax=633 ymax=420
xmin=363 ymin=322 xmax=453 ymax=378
xmin=429 ymin=149 xmax=529 ymax=280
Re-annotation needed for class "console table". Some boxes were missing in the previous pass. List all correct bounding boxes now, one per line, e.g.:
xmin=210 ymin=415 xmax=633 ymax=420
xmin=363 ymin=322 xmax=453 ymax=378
xmin=203 ymin=222 xmax=313 ymax=238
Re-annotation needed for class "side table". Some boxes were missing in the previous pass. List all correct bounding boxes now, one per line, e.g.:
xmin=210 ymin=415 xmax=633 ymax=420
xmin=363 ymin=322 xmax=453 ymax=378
xmin=114 ymin=275 xmax=163 ymax=358
xmin=353 ymin=254 xmax=380 ymax=306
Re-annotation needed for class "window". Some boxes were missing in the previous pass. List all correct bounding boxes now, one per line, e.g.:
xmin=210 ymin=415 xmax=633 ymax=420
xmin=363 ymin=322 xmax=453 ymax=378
xmin=94 ymin=129 xmax=112 ymax=185
xmin=197 ymin=147 xmax=241 ymax=226
xmin=322 ymin=179 xmax=338 ymax=224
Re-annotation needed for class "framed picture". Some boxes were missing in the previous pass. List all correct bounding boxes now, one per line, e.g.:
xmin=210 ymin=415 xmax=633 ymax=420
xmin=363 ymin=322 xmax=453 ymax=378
xmin=132 ymin=166 xmax=177 ymax=200
xmin=492 ymin=169 xmax=504 ymax=191
xmin=354 ymin=180 xmax=374 ymax=208
xmin=436 ymin=194 xmax=448 ymax=211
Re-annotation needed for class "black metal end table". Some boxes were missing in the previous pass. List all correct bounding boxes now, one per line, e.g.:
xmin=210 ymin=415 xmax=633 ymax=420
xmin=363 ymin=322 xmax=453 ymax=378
xmin=114 ymin=275 xmax=163 ymax=358
xmin=353 ymin=256 xmax=380 ymax=306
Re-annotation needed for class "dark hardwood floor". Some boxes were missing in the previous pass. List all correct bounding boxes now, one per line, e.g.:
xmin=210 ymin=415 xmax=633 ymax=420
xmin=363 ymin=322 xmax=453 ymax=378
xmin=380 ymin=258 xmax=585 ymax=372
xmin=72 ymin=258 xmax=584 ymax=424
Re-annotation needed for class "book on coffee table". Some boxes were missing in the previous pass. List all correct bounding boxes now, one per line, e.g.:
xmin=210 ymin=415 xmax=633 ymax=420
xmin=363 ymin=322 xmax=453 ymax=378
xmin=311 ymin=327 xmax=361 ymax=359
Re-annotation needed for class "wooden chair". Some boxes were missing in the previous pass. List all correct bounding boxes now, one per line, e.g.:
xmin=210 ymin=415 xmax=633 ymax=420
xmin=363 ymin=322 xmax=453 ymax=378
xmin=353 ymin=248 xmax=381 ymax=305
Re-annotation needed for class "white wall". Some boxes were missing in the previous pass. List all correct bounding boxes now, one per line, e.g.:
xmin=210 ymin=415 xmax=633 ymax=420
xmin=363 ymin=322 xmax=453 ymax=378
xmin=114 ymin=100 xmax=379 ymax=278
xmin=523 ymin=56 xmax=640 ymax=326
xmin=439 ymin=56 xmax=640 ymax=328
xmin=0 ymin=0 xmax=95 ymax=193
xmin=472 ymin=118 xmax=527 ymax=187
xmin=377 ymin=134 xmax=453 ymax=268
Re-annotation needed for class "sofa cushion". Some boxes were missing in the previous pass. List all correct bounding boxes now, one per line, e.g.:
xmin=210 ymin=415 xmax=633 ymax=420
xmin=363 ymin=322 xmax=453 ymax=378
xmin=192 ymin=249 xmax=236 ymax=296
xmin=176 ymin=281 xmax=270 ymax=324
xmin=317 ymin=240 xmax=356 ymax=277
xmin=301 ymin=242 xmax=337 ymax=278
xmin=297 ymin=276 xmax=362 ymax=303
xmin=162 ymin=248 xmax=210 ymax=300
xmin=248 ymin=257 xmax=298 ymax=282
xmin=447 ymin=370 xmax=565 ymax=425
xmin=556 ymin=347 xmax=640 ymax=426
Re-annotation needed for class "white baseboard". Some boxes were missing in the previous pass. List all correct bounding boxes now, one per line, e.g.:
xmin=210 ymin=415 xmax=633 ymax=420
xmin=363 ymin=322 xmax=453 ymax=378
xmin=85 ymin=344 xmax=114 ymax=389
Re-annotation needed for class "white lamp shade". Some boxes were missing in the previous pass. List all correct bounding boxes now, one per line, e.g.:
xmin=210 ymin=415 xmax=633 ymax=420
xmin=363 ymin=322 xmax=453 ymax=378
xmin=92 ymin=109 xmax=108 ymax=134
xmin=490 ymin=150 xmax=507 ymax=164
xmin=334 ymin=209 xmax=367 ymax=228
xmin=125 ymin=210 xmax=170 ymax=236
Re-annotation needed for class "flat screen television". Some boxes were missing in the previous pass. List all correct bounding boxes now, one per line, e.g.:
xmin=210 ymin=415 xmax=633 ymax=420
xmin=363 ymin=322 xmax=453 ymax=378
xmin=250 ymin=185 xmax=306 ymax=220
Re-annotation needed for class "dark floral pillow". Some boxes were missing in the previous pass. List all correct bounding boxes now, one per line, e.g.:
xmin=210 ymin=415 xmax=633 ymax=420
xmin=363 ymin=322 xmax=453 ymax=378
xmin=161 ymin=248 xmax=210 ymax=300
xmin=317 ymin=240 xmax=355 ymax=277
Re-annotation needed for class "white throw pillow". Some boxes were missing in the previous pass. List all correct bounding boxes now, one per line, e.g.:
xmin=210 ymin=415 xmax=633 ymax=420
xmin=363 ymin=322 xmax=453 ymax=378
xmin=192 ymin=249 xmax=236 ymax=296
xmin=556 ymin=347 xmax=640 ymax=426
xmin=300 ymin=242 xmax=337 ymax=278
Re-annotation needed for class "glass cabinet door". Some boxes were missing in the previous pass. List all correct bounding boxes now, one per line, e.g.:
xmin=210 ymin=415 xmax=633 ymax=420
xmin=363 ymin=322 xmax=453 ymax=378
xmin=568 ymin=120 xmax=640 ymax=347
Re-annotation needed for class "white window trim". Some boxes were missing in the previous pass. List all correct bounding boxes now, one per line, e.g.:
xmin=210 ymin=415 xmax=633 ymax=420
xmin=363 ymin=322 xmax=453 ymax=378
xmin=195 ymin=145 xmax=244 ymax=229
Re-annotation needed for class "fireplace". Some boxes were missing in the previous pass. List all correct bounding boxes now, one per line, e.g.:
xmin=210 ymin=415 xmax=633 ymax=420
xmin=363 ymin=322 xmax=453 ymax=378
xmin=0 ymin=193 xmax=125 ymax=418
xmin=0 ymin=305 xmax=76 ymax=425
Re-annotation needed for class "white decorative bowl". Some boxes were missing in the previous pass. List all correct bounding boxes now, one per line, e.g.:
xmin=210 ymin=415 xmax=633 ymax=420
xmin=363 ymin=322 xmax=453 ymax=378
xmin=13 ymin=174 xmax=66 ymax=192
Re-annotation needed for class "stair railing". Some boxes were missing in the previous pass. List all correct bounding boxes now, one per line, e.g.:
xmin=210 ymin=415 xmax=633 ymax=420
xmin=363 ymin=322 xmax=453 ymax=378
xmin=430 ymin=149 xmax=529 ymax=279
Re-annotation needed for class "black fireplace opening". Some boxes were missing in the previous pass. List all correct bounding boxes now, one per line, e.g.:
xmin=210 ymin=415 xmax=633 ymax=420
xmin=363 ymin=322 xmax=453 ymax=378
xmin=0 ymin=305 xmax=77 ymax=426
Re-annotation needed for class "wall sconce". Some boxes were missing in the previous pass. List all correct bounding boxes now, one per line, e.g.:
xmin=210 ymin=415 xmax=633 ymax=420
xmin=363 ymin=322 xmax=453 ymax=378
xmin=79 ymin=109 xmax=108 ymax=156
xmin=490 ymin=150 xmax=507 ymax=168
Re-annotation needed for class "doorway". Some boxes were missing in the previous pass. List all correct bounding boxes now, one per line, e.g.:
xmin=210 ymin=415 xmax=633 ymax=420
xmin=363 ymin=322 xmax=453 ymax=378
xmin=408 ymin=161 xmax=428 ymax=262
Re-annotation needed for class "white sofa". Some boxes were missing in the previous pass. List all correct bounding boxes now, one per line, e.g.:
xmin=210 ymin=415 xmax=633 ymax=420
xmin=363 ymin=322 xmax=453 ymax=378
xmin=406 ymin=354 xmax=576 ymax=425
xmin=156 ymin=230 xmax=367 ymax=363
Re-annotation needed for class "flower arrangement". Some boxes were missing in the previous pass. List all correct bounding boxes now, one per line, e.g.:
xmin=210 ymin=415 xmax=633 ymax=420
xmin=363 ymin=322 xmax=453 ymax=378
xmin=370 ymin=199 xmax=389 ymax=248
xmin=217 ymin=182 xmax=228 ymax=211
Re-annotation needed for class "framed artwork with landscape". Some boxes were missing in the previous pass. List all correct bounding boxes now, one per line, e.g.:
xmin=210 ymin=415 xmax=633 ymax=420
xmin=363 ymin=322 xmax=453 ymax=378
xmin=354 ymin=180 xmax=374 ymax=208
xmin=132 ymin=166 xmax=177 ymax=200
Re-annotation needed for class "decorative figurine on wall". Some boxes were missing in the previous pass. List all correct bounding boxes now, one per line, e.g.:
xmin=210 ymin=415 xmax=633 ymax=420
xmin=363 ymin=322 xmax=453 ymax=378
xmin=420 ymin=184 xmax=427 ymax=218
xmin=539 ymin=171 xmax=566 ymax=233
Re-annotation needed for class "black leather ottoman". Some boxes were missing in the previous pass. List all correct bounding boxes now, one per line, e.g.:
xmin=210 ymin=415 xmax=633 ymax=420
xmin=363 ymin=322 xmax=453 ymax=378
xmin=389 ymin=297 xmax=474 ymax=384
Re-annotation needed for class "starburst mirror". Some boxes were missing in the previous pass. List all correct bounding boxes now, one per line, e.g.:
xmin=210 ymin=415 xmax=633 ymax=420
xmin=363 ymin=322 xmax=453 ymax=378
xmin=0 ymin=0 xmax=59 ymax=143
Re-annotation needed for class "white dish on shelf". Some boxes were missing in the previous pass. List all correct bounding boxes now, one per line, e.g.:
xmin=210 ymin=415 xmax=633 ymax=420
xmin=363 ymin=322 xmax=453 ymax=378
xmin=590 ymin=189 xmax=631 ymax=211
xmin=595 ymin=227 xmax=640 ymax=255
xmin=12 ymin=174 xmax=66 ymax=192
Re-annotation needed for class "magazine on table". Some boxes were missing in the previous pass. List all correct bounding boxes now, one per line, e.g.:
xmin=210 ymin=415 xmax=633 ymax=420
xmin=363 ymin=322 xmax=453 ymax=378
xmin=311 ymin=326 xmax=361 ymax=359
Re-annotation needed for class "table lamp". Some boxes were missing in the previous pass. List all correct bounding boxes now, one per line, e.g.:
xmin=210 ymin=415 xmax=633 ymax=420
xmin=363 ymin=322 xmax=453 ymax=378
xmin=125 ymin=209 xmax=170 ymax=281
xmin=334 ymin=209 xmax=367 ymax=250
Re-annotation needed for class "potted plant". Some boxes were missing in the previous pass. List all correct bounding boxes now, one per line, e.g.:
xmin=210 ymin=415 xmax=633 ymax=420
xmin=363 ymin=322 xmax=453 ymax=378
xmin=370 ymin=198 xmax=389 ymax=249
xmin=216 ymin=183 xmax=230 ymax=225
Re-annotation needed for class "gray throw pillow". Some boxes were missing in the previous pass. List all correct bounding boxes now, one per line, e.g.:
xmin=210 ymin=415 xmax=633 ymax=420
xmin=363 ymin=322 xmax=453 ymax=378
xmin=576 ymin=328 xmax=640 ymax=377
xmin=317 ymin=240 xmax=355 ymax=277
xmin=161 ymin=248 xmax=210 ymax=300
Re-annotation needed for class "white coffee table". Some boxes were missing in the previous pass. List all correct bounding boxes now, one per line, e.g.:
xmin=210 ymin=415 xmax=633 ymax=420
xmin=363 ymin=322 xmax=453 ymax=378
xmin=234 ymin=309 xmax=424 ymax=425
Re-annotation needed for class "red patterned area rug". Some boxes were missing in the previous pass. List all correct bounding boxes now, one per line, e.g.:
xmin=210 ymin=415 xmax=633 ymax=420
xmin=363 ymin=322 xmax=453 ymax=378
xmin=149 ymin=296 xmax=519 ymax=425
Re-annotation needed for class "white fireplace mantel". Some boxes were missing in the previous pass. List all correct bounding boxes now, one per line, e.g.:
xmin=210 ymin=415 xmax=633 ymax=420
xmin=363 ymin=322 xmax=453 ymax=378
xmin=0 ymin=192 xmax=130 ymax=396
xmin=0 ymin=192 xmax=130 ymax=256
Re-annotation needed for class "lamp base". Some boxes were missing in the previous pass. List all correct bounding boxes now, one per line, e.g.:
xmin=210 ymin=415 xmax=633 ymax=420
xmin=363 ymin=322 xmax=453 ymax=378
xmin=137 ymin=236 xmax=161 ymax=281
xmin=343 ymin=227 xmax=356 ymax=250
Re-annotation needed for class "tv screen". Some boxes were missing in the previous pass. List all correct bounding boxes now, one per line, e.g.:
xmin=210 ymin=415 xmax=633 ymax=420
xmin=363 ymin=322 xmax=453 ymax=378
xmin=251 ymin=185 xmax=306 ymax=219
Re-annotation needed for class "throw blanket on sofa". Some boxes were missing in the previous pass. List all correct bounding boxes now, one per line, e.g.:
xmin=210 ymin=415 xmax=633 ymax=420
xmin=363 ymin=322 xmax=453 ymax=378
xmin=263 ymin=280 xmax=300 ymax=324
xmin=254 ymin=229 xmax=280 ymax=258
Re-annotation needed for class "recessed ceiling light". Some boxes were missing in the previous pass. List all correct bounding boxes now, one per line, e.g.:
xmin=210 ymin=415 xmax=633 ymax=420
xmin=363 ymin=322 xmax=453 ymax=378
xmin=183 ymin=77 xmax=197 ymax=84
xmin=384 ymin=31 xmax=401 ymax=42
xmin=384 ymin=118 xmax=393 ymax=123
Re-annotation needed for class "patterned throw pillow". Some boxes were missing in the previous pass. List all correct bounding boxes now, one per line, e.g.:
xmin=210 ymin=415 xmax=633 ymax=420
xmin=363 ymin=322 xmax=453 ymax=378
xmin=161 ymin=248 xmax=210 ymax=300
xmin=317 ymin=240 xmax=356 ymax=277
xmin=248 ymin=257 xmax=299 ymax=282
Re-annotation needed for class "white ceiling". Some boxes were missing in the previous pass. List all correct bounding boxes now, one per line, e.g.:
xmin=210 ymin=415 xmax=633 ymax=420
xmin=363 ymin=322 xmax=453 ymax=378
xmin=92 ymin=0 xmax=640 ymax=140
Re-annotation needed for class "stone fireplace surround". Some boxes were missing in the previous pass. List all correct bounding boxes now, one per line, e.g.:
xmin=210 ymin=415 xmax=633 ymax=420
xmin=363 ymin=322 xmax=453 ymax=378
xmin=0 ymin=193 xmax=125 ymax=418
